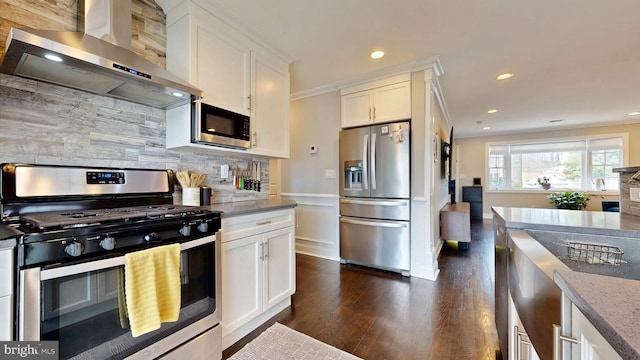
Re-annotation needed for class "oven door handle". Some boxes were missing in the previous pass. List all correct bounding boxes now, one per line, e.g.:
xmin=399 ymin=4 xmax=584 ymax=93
xmin=41 ymin=235 xmax=217 ymax=280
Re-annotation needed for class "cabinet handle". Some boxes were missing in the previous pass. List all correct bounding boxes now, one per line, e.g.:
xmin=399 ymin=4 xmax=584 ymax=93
xmin=247 ymin=96 xmax=251 ymax=111
xmin=256 ymin=220 xmax=272 ymax=225
xmin=368 ymin=108 xmax=372 ymax=120
xmin=372 ymin=106 xmax=376 ymax=120
xmin=252 ymin=132 xmax=257 ymax=147
xmin=514 ymin=325 xmax=532 ymax=360
xmin=263 ymin=241 xmax=269 ymax=259
xmin=259 ymin=242 xmax=264 ymax=260
xmin=553 ymin=324 xmax=580 ymax=360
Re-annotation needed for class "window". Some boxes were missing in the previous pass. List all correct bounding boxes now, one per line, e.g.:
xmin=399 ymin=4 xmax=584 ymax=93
xmin=487 ymin=136 xmax=625 ymax=191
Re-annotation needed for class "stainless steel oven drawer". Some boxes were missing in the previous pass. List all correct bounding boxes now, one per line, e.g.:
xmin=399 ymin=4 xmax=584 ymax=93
xmin=159 ymin=325 xmax=221 ymax=360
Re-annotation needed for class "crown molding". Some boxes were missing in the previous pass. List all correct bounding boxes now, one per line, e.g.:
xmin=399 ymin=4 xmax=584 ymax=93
xmin=291 ymin=56 xmax=443 ymax=101
xmin=158 ymin=0 xmax=295 ymax=65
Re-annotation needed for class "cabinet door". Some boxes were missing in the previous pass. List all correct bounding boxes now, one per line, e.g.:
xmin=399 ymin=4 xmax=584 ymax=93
xmin=341 ymin=90 xmax=373 ymax=128
xmin=221 ymin=234 xmax=263 ymax=336
xmin=0 ymin=248 xmax=12 ymax=297
xmin=263 ymin=227 xmax=295 ymax=311
xmin=196 ymin=25 xmax=251 ymax=116
xmin=372 ymin=81 xmax=411 ymax=123
xmin=0 ymin=296 xmax=11 ymax=340
xmin=570 ymin=304 xmax=622 ymax=360
xmin=250 ymin=52 xmax=290 ymax=158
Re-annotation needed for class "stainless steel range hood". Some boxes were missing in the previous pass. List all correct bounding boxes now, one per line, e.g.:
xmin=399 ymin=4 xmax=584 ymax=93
xmin=0 ymin=0 xmax=202 ymax=109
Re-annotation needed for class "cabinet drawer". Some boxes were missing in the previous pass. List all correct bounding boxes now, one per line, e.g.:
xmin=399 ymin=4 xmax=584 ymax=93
xmin=222 ymin=208 xmax=294 ymax=242
xmin=0 ymin=249 xmax=13 ymax=297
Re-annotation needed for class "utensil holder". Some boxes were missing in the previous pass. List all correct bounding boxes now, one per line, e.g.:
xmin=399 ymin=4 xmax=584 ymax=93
xmin=182 ymin=188 xmax=200 ymax=206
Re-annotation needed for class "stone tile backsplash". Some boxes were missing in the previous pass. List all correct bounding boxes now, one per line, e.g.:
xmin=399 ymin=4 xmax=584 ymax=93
xmin=0 ymin=74 xmax=270 ymax=204
xmin=618 ymin=170 xmax=640 ymax=217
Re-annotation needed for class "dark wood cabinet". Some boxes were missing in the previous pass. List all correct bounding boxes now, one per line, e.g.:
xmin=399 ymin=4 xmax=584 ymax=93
xmin=462 ymin=186 xmax=483 ymax=220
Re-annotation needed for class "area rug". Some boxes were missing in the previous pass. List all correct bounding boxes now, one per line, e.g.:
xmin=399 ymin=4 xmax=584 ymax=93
xmin=229 ymin=323 xmax=362 ymax=360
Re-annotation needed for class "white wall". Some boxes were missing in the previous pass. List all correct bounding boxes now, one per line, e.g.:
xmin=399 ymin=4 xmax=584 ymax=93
xmin=456 ymin=122 xmax=640 ymax=216
xmin=281 ymin=91 xmax=341 ymax=259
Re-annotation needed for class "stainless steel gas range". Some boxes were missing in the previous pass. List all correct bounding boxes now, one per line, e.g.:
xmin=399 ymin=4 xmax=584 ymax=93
xmin=0 ymin=163 xmax=222 ymax=360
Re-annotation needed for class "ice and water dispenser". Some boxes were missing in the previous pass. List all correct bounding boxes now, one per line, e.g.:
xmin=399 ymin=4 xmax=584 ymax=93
xmin=344 ymin=160 xmax=363 ymax=190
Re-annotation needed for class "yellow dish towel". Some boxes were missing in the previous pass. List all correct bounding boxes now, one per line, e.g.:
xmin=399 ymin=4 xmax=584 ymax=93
xmin=124 ymin=243 xmax=181 ymax=337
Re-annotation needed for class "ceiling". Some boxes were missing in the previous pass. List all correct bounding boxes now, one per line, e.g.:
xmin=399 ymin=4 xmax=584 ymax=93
xmin=204 ymin=0 xmax=640 ymax=138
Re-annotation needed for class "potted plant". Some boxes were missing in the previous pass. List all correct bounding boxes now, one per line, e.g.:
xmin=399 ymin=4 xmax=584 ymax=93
xmin=537 ymin=176 xmax=551 ymax=190
xmin=547 ymin=191 xmax=596 ymax=210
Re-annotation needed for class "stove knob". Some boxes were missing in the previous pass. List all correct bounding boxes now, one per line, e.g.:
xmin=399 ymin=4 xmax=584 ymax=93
xmin=197 ymin=221 xmax=209 ymax=233
xmin=179 ymin=224 xmax=192 ymax=237
xmin=144 ymin=233 xmax=160 ymax=242
xmin=100 ymin=236 xmax=116 ymax=250
xmin=64 ymin=240 xmax=84 ymax=257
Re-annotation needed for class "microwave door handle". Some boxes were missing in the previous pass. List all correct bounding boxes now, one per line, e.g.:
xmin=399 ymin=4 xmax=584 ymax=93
xmin=371 ymin=132 xmax=377 ymax=190
xmin=193 ymin=101 xmax=202 ymax=142
xmin=362 ymin=134 xmax=368 ymax=190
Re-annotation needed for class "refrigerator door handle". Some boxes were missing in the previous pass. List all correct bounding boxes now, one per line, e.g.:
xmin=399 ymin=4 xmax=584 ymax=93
xmin=340 ymin=217 xmax=408 ymax=228
xmin=371 ymin=132 xmax=377 ymax=190
xmin=341 ymin=199 xmax=409 ymax=207
xmin=362 ymin=134 xmax=369 ymax=190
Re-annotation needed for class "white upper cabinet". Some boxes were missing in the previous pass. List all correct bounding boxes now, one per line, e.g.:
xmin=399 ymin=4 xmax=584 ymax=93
xmin=165 ymin=1 xmax=290 ymax=158
xmin=251 ymin=51 xmax=290 ymax=158
xmin=196 ymin=25 xmax=251 ymax=116
xmin=341 ymin=74 xmax=411 ymax=128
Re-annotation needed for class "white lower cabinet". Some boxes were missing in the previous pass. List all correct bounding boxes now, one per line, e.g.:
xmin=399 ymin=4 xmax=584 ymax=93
xmin=556 ymin=294 xmax=622 ymax=360
xmin=221 ymin=208 xmax=295 ymax=349
xmin=0 ymin=248 xmax=14 ymax=340
xmin=509 ymin=291 xmax=540 ymax=360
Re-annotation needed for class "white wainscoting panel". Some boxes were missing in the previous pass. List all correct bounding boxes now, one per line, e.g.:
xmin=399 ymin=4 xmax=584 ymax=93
xmin=281 ymin=193 xmax=340 ymax=260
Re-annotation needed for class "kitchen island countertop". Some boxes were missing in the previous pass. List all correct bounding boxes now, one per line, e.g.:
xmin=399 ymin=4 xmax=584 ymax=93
xmin=209 ymin=198 xmax=297 ymax=217
xmin=492 ymin=206 xmax=640 ymax=237
xmin=555 ymin=270 xmax=640 ymax=360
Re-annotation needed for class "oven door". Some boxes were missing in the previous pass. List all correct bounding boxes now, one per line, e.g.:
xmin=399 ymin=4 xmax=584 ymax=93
xmin=18 ymin=234 xmax=221 ymax=360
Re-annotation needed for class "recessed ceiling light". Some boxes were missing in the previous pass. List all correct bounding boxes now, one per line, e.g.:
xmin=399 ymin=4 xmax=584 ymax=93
xmin=44 ymin=54 xmax=63 ymax=62
xmin=487 ymin=109 xmax=498 ymax=114
xmin=370 ymin=50 xmax=385 ymax=59
xmin=482 ymin=126 xmax=491 ymax=130
xmin=628 ymin=112 xmax=640 ymax=116
xmin=496 ymin=73 xmax=514 ymax=80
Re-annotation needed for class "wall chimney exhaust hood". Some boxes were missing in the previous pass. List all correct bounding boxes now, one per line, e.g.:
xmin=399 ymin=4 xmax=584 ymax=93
xmin=0 ymin=0 xmax=203 ymax=109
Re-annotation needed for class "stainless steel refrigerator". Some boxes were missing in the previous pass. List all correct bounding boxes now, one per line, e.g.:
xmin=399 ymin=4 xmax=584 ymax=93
xmin=339 ymin=121 xmax=410 ymax=275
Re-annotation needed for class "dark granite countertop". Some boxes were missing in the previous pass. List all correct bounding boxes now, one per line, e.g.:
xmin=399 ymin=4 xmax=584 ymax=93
xmin=554 ymin=270 xmax=640 ymax=360
xmin=209 ymin=199 xmax=297 ymax=218
xmin=492 ymin=206 xmax=640 ymax=238
xmin=0 ymin=238 xmax=16 ymax=250
xmin=613 ymin=166 xmax=640 ymax=174
xmin=0 ymin=225 xmax=19 ymax=249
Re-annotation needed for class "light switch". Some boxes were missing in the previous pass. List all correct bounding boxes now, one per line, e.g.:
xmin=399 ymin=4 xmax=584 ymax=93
xmin=309 ymin=145 xmax=318 ymax=154
xmin=631 ymin=188 xmax=640 ymax=202
xmin=325 ymin=169 xmax=336 ymax=179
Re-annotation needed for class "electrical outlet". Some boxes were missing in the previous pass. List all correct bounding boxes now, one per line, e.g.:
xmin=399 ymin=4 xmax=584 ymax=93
xmin=325 ymin=169 xmax=336 ymax=179
xmin=630 ymin=188 xmax=640 ymax=202
xmin=221 ymin=164 xmax=229 ymax=179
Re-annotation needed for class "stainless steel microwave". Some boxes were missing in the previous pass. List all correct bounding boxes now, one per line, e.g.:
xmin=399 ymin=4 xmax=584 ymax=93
xmin=193 ymin=101 xmax=251 ymax=149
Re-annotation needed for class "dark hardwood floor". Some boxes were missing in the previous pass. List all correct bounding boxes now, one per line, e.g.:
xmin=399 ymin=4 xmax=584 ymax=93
xmin=222 ymin=220 xmax=500 ymax=359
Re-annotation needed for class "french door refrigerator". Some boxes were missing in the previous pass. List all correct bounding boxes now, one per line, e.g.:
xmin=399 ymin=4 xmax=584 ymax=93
xmin=339 ymin=121 xmax=410 ymax=275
